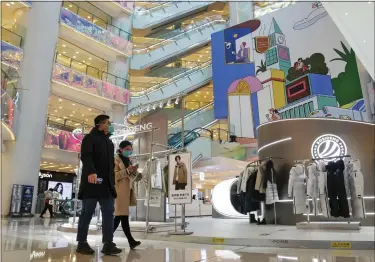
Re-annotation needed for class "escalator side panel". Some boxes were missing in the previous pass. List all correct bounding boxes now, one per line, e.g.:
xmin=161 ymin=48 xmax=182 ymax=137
xmin=131 ymin=23 xmax=226 ymax=69
xmin=129 ymin=65 xmax=212 ymax=110
xmin=134 ymin=1 xmax=213 ymax=29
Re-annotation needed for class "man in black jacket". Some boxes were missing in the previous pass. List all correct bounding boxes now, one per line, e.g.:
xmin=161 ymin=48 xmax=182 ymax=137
xmin=76 ymin=115 xmax=121 ymax=255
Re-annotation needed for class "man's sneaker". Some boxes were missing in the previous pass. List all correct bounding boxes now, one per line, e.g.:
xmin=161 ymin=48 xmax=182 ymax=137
xmin=101 ymin=242 xmax=122 ymax=255
xmin=76 ymin=242 xmax=95 ymax=255
xmin=129 ymin=241 xmax=141 ymax=250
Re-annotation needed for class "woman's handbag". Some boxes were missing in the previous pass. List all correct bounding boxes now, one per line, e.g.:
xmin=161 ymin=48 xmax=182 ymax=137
xmin=129 ymin=189 xmax=136 ymax=206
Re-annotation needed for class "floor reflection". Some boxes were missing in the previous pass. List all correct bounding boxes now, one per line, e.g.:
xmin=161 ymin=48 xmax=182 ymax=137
xmin=1 ymin=218 xmax=374 ymax=262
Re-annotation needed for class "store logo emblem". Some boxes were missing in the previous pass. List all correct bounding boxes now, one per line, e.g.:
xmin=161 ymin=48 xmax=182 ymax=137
xmin=311 ymin=134 xmax=347 ymax=161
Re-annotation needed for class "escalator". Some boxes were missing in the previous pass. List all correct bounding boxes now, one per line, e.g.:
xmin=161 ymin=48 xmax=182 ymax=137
xmin=168 ymin=128 xmax=213 ymax=161
xmin=129 ymin=61 xmax=212 ymax=110
xmin=168 ymin=102 xmax=214 ymax=134
xmin=134 ymin=1 xmax=218 ymax=29
xmin=131 ymin=15 xmax=227 ymax=70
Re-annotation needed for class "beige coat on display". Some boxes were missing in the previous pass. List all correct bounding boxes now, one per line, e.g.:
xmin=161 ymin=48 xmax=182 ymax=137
xmin=173 ymin=162 xmax=188 ymax=184
xmin=114 ymin=155 xmax=136 ymax=216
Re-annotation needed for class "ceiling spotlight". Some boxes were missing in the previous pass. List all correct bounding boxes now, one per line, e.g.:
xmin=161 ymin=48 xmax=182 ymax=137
xmin=175 ymin=97 xmax=179 ymax=104
xmin=153 ymin=104 xmax=156 ymax=110
xmin=167 ymin=99 xmax=171 ymax=106
xmin=146 ymin=105 xmax=150 ymax=112
xmin=62 ymin=45 xmax=66 ymax=47
xmin=159 ymin=101 xmax=163 ymax=108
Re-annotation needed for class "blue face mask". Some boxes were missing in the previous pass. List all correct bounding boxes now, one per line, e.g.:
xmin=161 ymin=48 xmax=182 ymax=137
xmin=108 ymin=124 xmax=115 ymax=134
xmin=122 ymin=150 xmax=133 ymax=157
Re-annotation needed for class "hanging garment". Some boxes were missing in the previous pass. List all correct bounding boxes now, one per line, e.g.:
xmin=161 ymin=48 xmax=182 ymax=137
xmin=265 ymin=163 xmax=279 ymax=205
xmin=237 ymin=171 xmax=243 ymax=194
xmin=318 ymin=161 xmax=330 ymax=217
xmin=255 ymin=162 xmax=267 ymax=194
xmin=288 ymin=164 xmax=307 ymax=214
xmin=265 ymin=180 xmax=279 ymax=205
xmin=326 ymin=161 xmax=350 ymax=218
xmin=241 ymin=166 xmax=256 ymax=193
xmin=307 ymin=162 xmax=321 ymax=216
xmin=143 ymin=158 xmax=163 ymax=190
xmin=346 ymin=160 xmax=366 ymax=219
xmin=244 ymin=168 xmax=260 ymax=212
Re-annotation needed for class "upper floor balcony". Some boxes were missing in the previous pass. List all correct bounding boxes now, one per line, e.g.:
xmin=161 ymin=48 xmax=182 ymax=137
xmin=59 ymin=3 xmax=133 ymax=61
xmin=1 ymin=69 xmax=20 ymax=141
xmin=51 ymin=59 xmax=130 ymax=111
xmin=1 ymin=27 xmax=24 ymax=70
xmin=90 ymin=1 xmax=134 ymax=17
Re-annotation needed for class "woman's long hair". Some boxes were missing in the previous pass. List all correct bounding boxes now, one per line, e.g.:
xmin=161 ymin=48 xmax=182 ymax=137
xmin=54 ymin=183 xmax=63 ymax=195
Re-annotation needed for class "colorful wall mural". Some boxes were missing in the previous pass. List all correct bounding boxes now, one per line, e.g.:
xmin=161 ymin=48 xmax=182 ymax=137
xmin=44 ymin=127 xmax=83 ymax=153
xmin=212 ymin=2 xmax=371 ymax=138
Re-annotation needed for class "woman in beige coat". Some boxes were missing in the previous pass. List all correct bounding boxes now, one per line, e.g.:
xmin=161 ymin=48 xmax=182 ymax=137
xmin=113 ymin=140 xmax=141 ymax=249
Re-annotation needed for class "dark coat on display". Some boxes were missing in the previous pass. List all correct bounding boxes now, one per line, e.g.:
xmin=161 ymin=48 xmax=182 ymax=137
xmin=245 ymin=170 xmax=261 ymax=212
xmin=326 ymin=160 xmax=350 ymax=218
xmin=78 ymin=128 xmax=117 ymax=199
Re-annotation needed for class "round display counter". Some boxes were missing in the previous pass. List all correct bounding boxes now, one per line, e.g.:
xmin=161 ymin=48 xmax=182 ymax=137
xmin=257 ymin=118 xmax=375 ymax=226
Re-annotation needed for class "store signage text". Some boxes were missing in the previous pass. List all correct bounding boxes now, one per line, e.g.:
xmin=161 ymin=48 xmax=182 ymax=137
xmin=311 ymin=134 xmax=347 ymax=161
xmin=113 ymin=122 xmax=153 ymax=137
xmin=39 ymin=173 xmax=52 ymax=179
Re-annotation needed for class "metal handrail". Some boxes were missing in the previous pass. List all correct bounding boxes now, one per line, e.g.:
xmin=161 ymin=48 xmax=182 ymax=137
xmin=63 ymin=1 xmax=132 ymax=41
xmin=135 ymin=1 xmax=172 ymax=13
xmin=46 ymin=114 xmax=94 ymax=131
xmin=1 ymin=27 xmax=23 ymax=48
xmin=133 ymin=15 xmax=228 ymax=53
xmin=168 ymin=102 xmax=213 ymax=127
xmin=130 ymin=60 xmax=211 ymax=97
xmin=172 ymin=127 xmax=213 ymax=148
xmin=54 ymin=52 xmax=129 ymax=89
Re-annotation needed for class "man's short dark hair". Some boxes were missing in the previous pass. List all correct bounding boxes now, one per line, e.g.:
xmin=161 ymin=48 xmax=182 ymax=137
xmin=94 ymin=115 xmax=110 ymax=125
xmin=175 ymin=155 xmax=181 ymax=161
xmin=119 ymin=140 xmax=132 ymax=149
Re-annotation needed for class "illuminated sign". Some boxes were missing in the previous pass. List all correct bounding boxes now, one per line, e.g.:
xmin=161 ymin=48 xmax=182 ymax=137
xmin=112 ymin=122 xmax=153 ymax=138
xmin=311 ymin=134 xmax=347 ymax=162
xmin=39 ymin=173 xmax=52 ymax=179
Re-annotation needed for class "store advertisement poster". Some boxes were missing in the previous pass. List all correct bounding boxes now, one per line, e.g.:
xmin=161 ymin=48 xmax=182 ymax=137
xmin=48 ymin=181 xmax=73 ymax=200
xmin=43 ymin=127 xmax=83 ymax=153
xmin=1 ymin=41 xmax=23 ymax=70
xmin=9 ymin=185 xmax=23 ymax=217
xmin=20 ymin=185 xmax=34 ymax=216
xmin=168 ymin=152 xmax=192 ymax=204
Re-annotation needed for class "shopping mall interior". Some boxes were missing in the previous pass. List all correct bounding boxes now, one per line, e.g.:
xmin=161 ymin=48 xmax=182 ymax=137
xmin=1 ymin=1 xmax=374 ymax=261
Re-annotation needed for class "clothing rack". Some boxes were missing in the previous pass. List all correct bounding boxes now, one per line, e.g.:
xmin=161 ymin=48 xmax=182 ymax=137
xmin=244 ymin=156 xmax=284 ymax=226
xmin=294 ymin=155 xmax=363 ymax=230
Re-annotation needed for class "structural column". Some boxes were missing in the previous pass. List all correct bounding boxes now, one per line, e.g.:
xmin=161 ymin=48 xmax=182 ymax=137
xmin=229 ymin=0 xmax=254 ymax=26
xmin=1 ymin=2 xmax=61 ymax=216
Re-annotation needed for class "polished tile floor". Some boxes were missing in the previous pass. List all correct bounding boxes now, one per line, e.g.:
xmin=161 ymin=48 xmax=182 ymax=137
xmin=1 ymin=218 xmax=374 ymax=262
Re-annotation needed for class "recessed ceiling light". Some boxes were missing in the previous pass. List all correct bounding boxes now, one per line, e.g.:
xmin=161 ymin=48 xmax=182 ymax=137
xmin=11 ymin=2 xmax=15 ymax=4
xmin=59 ymin=106 xmax=62 ymax=109
xmin=88 ymin=108 xmax=92 ymax=111
xmin=76 ymin=51 xmax=79 ymax=54
xmin=345 ymin=12 xmax=348 ymax=15
xmin=6 ymin=3 xmax=10 ymax=6
xmin=72 ymin=103 xmax=75 ymax=106
xmin=62 ymin=44 xmax=66 ymax=47
xmin=83 ymin=60 xmax=86 ymax=63
xmin=82 ymin=114 xmax=85 ymax=117
xmin=62 ymin=51 xmax=66 ymax=54
xmin=58 ymin=98 xmax=63 ymax=102
xmin=69 ymin=115 xmax=73 ymax=117
xmin=88 ymin=16 xmax=91 ymax=19
xmin=206 ymin=51 xmax=209 ymax=53
xmin=73 ymin=56 xmax=76 ymax=59
xmin=54 ymin=110 xmax=58 ymax=113
xmin=58 ymin=54 xmax=62 ymax=56
xmin=69 ymin=4 xmax=72 ymax=7
xmin=89 ymin=57 xmax=92 ymax=60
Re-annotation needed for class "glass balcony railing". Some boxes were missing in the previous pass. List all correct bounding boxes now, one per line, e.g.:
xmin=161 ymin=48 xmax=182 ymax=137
xmin=113 ymin=1 xmax=134 ymax=12
xmin=52 ymin=63 xmax=130 ymax=104
xmin=62 ymin=2 xmax=132 ymax=41
xmin=135 ymin=2 xmax=172 ymax=14
xmin=1 ymin=70 xmax=20 ymax=136
xmin=1 ymin=27 xmax=22 ymax=48
xmin=133 ymin=15 xmax=228 ymax=54
xmin=59 ymin=7 xmax=133 ymax=56
xmin=1 ymin=28 xmax=24 ymax=70
xmin=130 ymin=60 xmax=211 ymax=97
xmin=55 ymin=52 xmax=129 ymax=89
